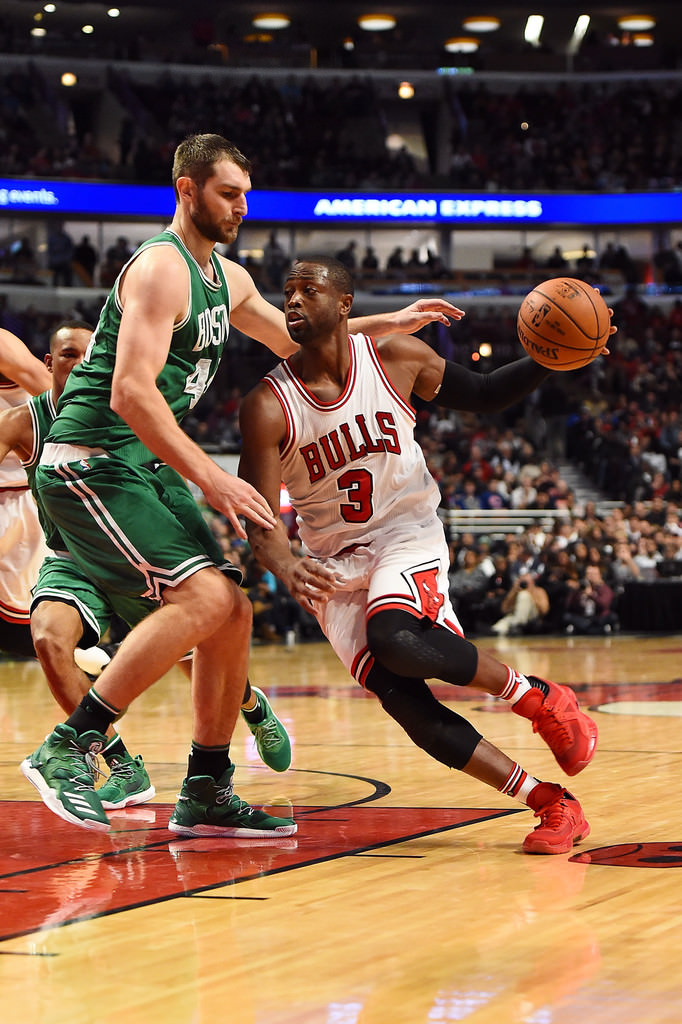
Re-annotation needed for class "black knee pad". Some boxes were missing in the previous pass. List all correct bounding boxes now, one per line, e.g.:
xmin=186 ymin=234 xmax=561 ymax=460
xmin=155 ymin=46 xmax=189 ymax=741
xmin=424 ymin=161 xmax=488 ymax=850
xmin=366 ymin=609 xmax=478 ymax=686
xmin=366 ymin=665 xmax=482 ymax=770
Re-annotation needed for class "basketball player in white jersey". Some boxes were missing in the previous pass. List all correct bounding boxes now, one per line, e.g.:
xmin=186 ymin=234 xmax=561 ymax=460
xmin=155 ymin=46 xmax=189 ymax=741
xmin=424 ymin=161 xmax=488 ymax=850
xmin=239 ymin=256 xmax=614 ymax=856
xmin=0 ymin=328 xmax=52 ymax=657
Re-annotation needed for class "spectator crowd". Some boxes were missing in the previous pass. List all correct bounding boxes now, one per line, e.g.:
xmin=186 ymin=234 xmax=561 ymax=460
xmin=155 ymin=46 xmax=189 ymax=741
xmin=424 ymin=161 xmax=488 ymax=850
xmin=3 ymin=66 xmax=682 ymax=196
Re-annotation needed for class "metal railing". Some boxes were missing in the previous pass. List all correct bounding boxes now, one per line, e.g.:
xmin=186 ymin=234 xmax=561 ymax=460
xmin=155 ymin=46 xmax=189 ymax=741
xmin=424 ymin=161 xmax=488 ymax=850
xmin=439 ymin=503 xmax=623 ymax=537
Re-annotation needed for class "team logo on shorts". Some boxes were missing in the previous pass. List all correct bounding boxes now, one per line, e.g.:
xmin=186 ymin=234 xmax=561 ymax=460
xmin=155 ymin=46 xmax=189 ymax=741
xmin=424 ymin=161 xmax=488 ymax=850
xmin=411 ymin=566 xmax=444 ymax=621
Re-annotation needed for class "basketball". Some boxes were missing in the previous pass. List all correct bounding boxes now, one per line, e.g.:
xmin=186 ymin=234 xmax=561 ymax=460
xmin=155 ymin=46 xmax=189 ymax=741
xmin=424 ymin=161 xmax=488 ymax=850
xmin=517 ymin=277 xmax=611 ymax=370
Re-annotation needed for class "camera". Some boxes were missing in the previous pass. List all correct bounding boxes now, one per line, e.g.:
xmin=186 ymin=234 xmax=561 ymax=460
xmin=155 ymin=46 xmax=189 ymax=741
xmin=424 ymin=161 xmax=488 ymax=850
xmin=519 ymin=579 xmax=528 ymax=589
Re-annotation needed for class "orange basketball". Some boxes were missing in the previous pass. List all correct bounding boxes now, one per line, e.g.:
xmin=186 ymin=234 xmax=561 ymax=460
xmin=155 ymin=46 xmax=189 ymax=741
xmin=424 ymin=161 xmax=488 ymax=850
xmin=517 ymin=277 xmax=611 ymax=371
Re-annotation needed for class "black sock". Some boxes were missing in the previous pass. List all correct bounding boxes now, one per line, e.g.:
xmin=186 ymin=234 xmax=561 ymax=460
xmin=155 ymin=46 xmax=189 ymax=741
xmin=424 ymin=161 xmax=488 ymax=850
xmin=242 ymin=691 xmax=265 ymax=724
xmin=66 ymin=688 xmax=119 ymax=737
xmin=187 ymin=743 xmax=231 ymax=782
xmin=103 ymin=734 xmax=129 ymax=764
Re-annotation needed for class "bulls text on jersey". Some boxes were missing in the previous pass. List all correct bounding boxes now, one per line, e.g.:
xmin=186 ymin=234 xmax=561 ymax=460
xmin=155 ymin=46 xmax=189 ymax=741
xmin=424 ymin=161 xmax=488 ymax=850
xmin=299 ymin=411 xmax=401 ymax=483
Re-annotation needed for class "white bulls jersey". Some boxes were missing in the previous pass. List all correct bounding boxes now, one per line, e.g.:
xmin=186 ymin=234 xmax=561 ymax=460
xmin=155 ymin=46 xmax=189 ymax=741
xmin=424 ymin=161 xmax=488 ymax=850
xmin=265 ymin=332 xmax=441 ymax=558
xmin=0 ymin=380 xmax=49 ymax=624
xmin=0 ymin=381 xmax=31 ymax=489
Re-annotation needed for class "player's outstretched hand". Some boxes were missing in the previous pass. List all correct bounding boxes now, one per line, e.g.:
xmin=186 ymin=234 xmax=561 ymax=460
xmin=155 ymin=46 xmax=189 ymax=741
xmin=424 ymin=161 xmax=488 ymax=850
xmin=390 ymin=298 xmax=465 ymax=332
xmin=203 ymin=471 xmax=276 ymax=540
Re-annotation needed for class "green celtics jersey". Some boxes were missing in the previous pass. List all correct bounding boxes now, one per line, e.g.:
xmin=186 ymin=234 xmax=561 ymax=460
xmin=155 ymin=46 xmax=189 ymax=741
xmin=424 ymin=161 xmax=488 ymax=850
xmin=47 ymin=230 xmax=231 ymax=465
xmin=22 ymin=389 xmax=62 ymax=550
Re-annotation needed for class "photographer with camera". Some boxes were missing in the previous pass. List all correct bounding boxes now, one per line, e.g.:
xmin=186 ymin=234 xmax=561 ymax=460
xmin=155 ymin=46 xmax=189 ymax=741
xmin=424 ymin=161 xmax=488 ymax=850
xmin=491 ymin=568 xmax=550 ymax=637
xmin=562 ymin=563 xmax=619 ymax=635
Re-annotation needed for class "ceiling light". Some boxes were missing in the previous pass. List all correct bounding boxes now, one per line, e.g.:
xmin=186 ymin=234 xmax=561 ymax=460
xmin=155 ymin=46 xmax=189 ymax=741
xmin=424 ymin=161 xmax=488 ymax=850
xmin=30 ymin=26 xmax=46 ymax=36
xmin=568 ymin=14 xmax=590 ymax=54
xmin=632 ymin=32 xmax=654 ymax=45
xmin=81 ymin=24 xmax=94 ymax=34
xmin=618 ymin=15 xmax=655 ymax=31
xmin=252 ymin=13 xmax=290 ymax=30
xmin=462 ymin=16 xmax=500 ymax=32
xmin=343 ymin=36 xmax=355 ymax=50
xmin=524 ymin=15 xmax=544 ymax=47
xmin=398 ymin=81 xmax=414 ymax=99
xmin=61 ymin=71 xmax=77 ymax=86
xmin=107 ymin=8 xmax=120 ymax=17
xmin=358 ymin=14 xmax=397 ymax=31
xmin=445 ymin=36 xmax=479 ymax=53
xmin=43 ymin=3 xmax=56 ymax=11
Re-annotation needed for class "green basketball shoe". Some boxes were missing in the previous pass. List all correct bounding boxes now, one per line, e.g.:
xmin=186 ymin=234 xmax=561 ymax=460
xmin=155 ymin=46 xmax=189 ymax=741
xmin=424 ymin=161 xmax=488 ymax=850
xmin=99 ymin=752 xmax=156 ymax=810
xmin=20 ymin=723 xmax=110 ymax=831
xmin=242 ymin=686 xmax=292 ymax=772
xmin=168 ymin=766 xmax=297 ymax=838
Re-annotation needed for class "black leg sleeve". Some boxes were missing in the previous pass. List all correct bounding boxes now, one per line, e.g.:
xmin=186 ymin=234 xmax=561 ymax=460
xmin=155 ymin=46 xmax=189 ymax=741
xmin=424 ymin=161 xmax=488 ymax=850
xmin=366 ymin=609 xmax=479 ymax=686
xmin=366 ymin=664 xmax=482 ymax=770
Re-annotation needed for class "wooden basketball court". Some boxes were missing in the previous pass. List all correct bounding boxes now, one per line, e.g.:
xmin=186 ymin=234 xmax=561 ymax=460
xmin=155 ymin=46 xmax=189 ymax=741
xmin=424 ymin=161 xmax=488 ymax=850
xmin=1 ymin=632 xmax=681 ymax=1023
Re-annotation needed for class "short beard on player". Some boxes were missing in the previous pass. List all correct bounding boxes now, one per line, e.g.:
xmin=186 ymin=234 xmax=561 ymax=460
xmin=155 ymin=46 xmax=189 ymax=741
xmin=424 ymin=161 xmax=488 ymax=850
xmin=190 ymin=196 xmax=241 ymax=246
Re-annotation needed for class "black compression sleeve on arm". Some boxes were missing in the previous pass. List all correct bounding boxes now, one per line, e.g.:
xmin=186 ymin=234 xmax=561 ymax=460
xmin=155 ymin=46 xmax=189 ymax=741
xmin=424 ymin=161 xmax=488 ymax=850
xmin=434 ymin=357 xmax=552 ymax=414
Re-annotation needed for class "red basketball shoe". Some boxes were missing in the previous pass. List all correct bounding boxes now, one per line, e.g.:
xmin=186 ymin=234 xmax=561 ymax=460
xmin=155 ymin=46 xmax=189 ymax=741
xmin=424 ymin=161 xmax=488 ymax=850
xmin=514 ymin=677 xmax=598 ymax=776
xmin=523 ymin=783 xmax=590 ymax=855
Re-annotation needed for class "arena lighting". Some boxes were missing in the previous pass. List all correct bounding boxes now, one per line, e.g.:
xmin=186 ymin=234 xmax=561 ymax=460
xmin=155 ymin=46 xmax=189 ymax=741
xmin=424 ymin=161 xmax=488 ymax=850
xmin=107 ymin=8 xmax=120 ymax=17
xmin=462 ymin=16 xmax=500 ymax=32
xmin=43 ymin=3 xmax=56 ymax=11
xmin=568 ymin=14 xmax=591 ymax=54
xmin=252 ymin=13 xmax=290 ymax=30
xmin=633 ymin=32 xmax=654 ymax=45
xmin=81 ymin=24 xmax=94 ymax=34
xmin=398 ymin=81 xmax=414 ymax=99
xmin=617 ymin=14 xmax=655 ymax=31
xmin=30 ymin=26 xmax=46 ymax=35
xmin=61 ymin=71 xmax=77 ymax=86
xmin=358 ymin=14 xmax=397 ymax=31
xmin=525 ymin=15 xmax=544 ymax=46
xmin=445 ymin=36 xmax=479 ymax=53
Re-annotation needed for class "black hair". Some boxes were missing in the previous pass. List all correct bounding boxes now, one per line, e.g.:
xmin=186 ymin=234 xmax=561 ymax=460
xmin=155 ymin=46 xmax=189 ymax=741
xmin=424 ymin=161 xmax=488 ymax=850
xmin=287 ymin=255 xmax=355 ymax=297
xmin=48 ymin=320 xmax=93 ymax=351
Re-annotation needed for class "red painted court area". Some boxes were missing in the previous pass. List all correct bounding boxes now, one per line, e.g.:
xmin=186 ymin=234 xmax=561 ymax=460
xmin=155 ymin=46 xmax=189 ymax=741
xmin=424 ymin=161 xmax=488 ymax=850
xmin=0 ymin=801 xmax=517 ymax=941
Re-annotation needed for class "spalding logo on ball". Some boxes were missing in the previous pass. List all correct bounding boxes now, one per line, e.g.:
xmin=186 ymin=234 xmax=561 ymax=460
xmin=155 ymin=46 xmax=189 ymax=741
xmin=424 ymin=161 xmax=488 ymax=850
xmin=517 ymin=277 xmax=611 ymax=370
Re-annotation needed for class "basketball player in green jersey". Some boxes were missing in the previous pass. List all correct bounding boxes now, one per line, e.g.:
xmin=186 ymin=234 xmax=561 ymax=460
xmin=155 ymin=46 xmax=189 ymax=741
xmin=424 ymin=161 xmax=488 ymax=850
xmin=0 ymin=321 xmax=292 ymax=813
xmin=22 ymin=133 xmax=463 ymax=835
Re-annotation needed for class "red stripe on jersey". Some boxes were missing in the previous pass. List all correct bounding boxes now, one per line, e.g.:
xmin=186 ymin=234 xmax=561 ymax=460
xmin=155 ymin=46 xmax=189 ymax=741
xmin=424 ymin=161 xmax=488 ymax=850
xmin=363 ymin=334 xmax=416 ymax=421
xmin=264 ymin=377 xmax=297 ymax=459
xmin=351 ymin=647 xmax=375 ymax=688
xmin=277 ymin=338 xmax=358 ymax=412
xmin=366 ymin=599 xmax=423 ymax=622
xmin=0 ymin=601 xmax=30 ymax=624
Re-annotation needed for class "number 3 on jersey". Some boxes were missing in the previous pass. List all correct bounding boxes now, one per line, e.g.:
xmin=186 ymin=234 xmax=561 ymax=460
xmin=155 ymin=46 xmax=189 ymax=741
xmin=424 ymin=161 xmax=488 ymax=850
xmin=338 ymin=468 xmax=373 ymax=523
